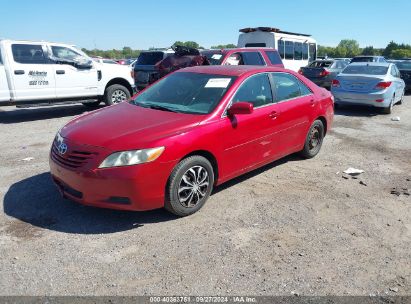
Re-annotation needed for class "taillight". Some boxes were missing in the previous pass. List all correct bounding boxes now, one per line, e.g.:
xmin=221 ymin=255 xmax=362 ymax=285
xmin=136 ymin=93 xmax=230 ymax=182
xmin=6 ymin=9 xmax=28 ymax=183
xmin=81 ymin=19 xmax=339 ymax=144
xmin=332 ymin=79 xmax=340 ymax=87
xmin=298 ymin=69 xmax=303 ymax=75
xmin=320 ymin=69 xmax=330 ymax=77
xmin=375 ymin=81 xmax=392 ymax=89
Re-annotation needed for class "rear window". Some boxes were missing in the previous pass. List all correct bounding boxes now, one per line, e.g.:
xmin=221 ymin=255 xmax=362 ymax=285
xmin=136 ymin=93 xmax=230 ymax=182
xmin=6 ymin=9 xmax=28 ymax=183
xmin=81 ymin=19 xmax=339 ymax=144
xmin=245 ymin=43 xmax=266 ymax=47
xmin=342 ymin=65 xmax=388 ymax=75
xmin=351 ymin=57 xmax=375 ymax=63
xmin=12 ymin=44 xmax=47 ymax=64
xmin=396 ymin=61 xmax=411 ymax=70
xmin=266 ymin=51 xmax=282 ymax=65
xmin=309 ymin=61 xmax=333 ymax=68
xmin=136 ymin=52 xmax=164 ymax=65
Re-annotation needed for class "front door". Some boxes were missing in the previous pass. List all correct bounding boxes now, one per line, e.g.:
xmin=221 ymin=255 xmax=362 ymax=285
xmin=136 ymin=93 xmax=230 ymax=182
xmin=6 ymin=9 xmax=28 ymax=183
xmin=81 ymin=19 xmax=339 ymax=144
xmin=9 ymin=43 xmax=56 ymax=101
xmin=49 ymin=45 xmax=98 ymax=99
xmin=216 ymin=73 xmax=282 ymax=181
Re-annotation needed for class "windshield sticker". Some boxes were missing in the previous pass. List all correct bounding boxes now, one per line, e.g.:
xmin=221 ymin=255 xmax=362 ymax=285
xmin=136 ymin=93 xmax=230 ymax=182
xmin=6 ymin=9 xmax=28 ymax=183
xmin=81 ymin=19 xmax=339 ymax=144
xmin=205 ymin=78 xmax=231 ymax=88
xmin=211 ymin=54 xmax=222 ymax=60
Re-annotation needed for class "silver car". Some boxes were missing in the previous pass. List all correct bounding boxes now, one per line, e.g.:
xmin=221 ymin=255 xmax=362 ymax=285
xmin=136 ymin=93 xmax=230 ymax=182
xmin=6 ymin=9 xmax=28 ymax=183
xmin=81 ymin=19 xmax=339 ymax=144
xmin=331 ymin=63 xmax=405 ymax=114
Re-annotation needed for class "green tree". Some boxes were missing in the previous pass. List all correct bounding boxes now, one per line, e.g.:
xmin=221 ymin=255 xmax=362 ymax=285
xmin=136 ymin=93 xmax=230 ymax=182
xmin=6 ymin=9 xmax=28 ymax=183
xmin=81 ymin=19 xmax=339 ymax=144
xmin=362 ymin=46 xmax=376 ymax=55
xmin=211 ymin=44 xmax=236 ymax=49
xmin=337 ymin=39 xmax=360 ymax=57
xmin=383 ymin=41 xmax=399 ymax=57
xmin=390 ymin=49 xmax=411 ymax=59
xmin=172 ymin=41 xmax=203 ymax=49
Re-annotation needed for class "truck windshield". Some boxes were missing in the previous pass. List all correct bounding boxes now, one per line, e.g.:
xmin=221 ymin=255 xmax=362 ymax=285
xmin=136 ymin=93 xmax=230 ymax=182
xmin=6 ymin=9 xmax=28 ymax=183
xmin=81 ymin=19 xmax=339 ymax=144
xmin=131 ymin=72 xmax=235 ymax=114
xmin=136 ymin=52 xmax=164 ymax=65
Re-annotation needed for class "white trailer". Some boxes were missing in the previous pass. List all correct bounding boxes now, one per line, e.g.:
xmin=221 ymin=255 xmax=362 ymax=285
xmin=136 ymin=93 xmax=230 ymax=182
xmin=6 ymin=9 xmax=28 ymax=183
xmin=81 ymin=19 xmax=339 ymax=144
xmin=237 ymin=27 xmax=317 ymax=72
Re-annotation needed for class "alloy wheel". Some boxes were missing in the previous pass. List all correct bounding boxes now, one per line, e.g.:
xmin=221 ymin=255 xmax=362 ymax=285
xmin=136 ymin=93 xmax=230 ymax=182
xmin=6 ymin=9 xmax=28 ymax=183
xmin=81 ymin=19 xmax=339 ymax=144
xmin=178 ymin=165 xmax=210 ymax=208
xmin=111 ymin=89 xmax=127 ymax=103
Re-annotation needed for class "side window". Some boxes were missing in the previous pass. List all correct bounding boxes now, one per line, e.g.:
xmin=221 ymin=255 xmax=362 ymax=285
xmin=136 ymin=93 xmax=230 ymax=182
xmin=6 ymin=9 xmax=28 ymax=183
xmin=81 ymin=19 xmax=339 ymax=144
xmin=394 ymin=66 xmax=401 ymax=78
xmin=278 ymin=40 xmax=285 ymax=59
xmin=302 ymin=43 xmax=309 ymax=60
xmin=0 ymin=49 xmax=2 ymax=64
xmin=271 ymin=73 xmax=303 ymax=102
xmin=294 ymin=42 xmax=302 ymax=60
xmin=299 ymin=80 xmax=312 ymax=96
xmin=390 ymin=66 xmax=397 ymax=77
xmin=241 ymin=52 xmax=265 ymax=65
xmin=266 ymin=51 xmax=282 ymax=65
xmin=12 ymin=44 xmax=46 ymax=64
xmin=224 ymin=53 xmax=243 ymax=65
xmin=285 ymin=41 xmax=294 ymax=60
xmin=51 ymin=46 xmax=84 ymax=61
xmin=232 ymin=73 xmax=273 ymax=107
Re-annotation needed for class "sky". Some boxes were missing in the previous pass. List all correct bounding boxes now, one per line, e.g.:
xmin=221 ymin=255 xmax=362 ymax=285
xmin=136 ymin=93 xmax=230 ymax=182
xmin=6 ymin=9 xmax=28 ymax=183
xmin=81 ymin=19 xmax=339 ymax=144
xmin=1 ymin=0 xmax=410 ymax=50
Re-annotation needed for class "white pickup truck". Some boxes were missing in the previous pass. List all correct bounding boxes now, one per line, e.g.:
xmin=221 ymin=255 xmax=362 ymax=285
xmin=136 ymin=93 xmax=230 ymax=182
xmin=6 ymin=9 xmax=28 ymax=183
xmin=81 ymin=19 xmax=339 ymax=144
xmin=0 ymin=40 xmax=135 ymax=107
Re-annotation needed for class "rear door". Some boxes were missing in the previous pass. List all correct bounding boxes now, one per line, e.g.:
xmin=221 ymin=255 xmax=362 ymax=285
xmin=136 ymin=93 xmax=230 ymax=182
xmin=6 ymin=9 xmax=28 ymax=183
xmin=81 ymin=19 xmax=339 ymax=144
xmin=9 ymin=43 xmax=56 ymax=101
xmin=49 ymin=44 xmax=98 ymax=99
xmin=391 ymin=65 xmax=404 ymax=99
xmin=271 ymin=72 xmax=314 ymax=154
xmin=0 ymin=48 xmax=11 ymax=102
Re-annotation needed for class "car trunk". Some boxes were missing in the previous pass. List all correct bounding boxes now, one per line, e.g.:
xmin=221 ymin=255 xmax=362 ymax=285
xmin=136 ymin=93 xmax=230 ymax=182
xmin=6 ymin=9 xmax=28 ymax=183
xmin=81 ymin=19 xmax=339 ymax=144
xmin=338 ymin=75 xmax=385 ymax=92
xmin=301 ymin=67 xmax=328 ymax=78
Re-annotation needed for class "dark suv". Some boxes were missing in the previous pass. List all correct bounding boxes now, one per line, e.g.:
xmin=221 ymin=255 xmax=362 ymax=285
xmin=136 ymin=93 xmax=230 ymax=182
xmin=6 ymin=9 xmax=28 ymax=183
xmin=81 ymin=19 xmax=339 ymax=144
xmin=201 ymin=48 xmax=284 ymax=67
xmin=133 ymin=49 xmax=174 ymax=90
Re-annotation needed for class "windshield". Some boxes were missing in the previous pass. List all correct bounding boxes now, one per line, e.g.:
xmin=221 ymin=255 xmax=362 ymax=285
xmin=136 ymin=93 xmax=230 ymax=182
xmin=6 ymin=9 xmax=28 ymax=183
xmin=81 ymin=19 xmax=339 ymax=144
xmin=342 ymin=65 xmax=388 ymax=75
xmin=131 ymin=72 xmax=236 ymax=114
xmin=309 ymin=61 xmax=333 ymax=68
xmin=136 ymin=52 xmax=165 ymax=65
xmin=201 ymin=51 xmax=224 ymax=65
xmin=396 ymin=61 xmax=411 ymax=70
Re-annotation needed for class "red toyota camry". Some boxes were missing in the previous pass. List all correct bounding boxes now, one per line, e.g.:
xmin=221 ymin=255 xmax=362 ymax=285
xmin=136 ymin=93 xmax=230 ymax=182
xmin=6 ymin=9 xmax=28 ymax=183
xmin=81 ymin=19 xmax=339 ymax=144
xmin=50 ymin=65 xmax=334 ymax=216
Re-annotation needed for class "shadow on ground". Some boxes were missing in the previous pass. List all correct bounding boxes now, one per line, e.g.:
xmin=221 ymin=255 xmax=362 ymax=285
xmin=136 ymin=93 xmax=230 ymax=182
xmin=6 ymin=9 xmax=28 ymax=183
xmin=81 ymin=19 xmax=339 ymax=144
xmin=334 ymin=105 xmax=382 ymax=117
xmin=4 ymin=154 xmax=303 ymax=235
xmin=0 ymin=104 xmax=103 ymax=124
xmin=3 ymin=172 xmax=177 ymax=234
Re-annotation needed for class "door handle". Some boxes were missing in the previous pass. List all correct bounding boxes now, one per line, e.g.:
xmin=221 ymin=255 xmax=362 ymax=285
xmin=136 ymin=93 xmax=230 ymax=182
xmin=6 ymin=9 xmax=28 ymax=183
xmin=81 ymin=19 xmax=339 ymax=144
xmin=14 ymin=70 xmax=25 ymax=75
xmin=269 ymin=111 xmax=278 ymax=119
xmin=56 ymin=70 xmax=65 ymax=74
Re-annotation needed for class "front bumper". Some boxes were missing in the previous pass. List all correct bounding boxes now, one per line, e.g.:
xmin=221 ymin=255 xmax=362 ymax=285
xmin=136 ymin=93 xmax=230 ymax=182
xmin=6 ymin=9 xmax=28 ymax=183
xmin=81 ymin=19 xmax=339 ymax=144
xmin=331 ymin=89 xmax=391 ymax=108
xmin=50 ymin=154 xmax=178 ymax=211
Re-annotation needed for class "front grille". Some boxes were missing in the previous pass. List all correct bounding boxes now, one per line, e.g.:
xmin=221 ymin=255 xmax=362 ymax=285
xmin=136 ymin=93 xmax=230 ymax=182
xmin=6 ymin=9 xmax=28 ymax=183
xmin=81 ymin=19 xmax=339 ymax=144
xmin=51 ymin=140 xmax=98 ymax=169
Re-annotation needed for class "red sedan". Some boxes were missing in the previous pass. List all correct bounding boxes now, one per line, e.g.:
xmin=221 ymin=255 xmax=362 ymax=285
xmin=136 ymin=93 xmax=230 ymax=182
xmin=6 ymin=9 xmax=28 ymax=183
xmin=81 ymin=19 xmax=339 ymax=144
xmin=50 ymin=65 xmax=334 ymax=216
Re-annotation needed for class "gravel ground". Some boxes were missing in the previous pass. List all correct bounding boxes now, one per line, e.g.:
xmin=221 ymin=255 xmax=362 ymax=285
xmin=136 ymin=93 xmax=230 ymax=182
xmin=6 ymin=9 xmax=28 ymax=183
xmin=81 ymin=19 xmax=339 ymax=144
xmin=0 ymin=97 xmax=410 ymax=296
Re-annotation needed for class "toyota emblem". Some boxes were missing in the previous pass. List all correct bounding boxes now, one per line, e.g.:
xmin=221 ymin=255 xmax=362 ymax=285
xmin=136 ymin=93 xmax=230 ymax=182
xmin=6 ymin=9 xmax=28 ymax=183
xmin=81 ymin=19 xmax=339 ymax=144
xmin=58 ymin=142 xmax=68 ymax=155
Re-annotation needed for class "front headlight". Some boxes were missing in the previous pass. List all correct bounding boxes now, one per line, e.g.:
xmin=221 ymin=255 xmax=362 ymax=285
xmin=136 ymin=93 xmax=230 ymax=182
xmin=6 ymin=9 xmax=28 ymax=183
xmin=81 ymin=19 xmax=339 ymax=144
xmin=98 ymin=147 xmax=165 ymax=168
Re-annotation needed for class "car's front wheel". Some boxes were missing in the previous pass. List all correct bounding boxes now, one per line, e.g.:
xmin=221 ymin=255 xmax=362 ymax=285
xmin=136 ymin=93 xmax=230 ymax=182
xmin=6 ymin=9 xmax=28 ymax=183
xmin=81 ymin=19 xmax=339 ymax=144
xmin=165 ymin=156 xmax=214 ymax=216
xmin=300 ymin=119 xmax=325 ymax=159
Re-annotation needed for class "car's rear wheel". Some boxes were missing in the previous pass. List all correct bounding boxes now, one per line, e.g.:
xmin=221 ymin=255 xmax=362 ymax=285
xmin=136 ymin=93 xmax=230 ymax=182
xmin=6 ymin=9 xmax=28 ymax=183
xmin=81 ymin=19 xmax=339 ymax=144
xmin=104 ymin=84 xmax=131 ymax=106
xmin=382 ymin=95 xmax=394 ymax=114
xmin=165 ymin=156 xmax=214 ymax=216
xmin=300 ymin=120 xmax=325 ymax=159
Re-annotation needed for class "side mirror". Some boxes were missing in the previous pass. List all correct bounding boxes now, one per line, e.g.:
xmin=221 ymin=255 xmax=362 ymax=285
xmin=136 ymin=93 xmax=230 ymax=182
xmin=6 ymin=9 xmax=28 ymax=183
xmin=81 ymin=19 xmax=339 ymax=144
xmin=74 ymin=59 xmax=93 ymax=69
xmin=227 ymin=102 xmax=254 ymax=116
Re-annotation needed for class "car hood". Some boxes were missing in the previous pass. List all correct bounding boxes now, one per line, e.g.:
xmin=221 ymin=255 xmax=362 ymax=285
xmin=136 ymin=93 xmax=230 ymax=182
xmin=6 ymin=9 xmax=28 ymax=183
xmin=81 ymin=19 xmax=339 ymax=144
xmin=60 ymin=102 xmax=203 ymax=151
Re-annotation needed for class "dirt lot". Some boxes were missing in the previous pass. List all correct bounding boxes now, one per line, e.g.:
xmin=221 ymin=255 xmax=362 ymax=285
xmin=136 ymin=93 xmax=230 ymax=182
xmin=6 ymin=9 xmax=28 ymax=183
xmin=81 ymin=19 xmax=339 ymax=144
xmin=0 ymin=97 xmax=410 ymax=296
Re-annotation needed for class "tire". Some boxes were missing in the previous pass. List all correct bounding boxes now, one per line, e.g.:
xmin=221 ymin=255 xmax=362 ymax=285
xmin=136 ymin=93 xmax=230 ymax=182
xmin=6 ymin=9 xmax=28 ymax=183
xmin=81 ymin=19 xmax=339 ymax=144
xmin=381 ymin=95 xmax=394 ymax=114
xmin=103 ymin=84 xmax=131 ymax=106
xmin=82 ymin=101 xmax=101 ymax=108
xmin=300 ymin=120 xmax=325 ymax=159
xmin=165 ymin=156 xmax=214 ymax=217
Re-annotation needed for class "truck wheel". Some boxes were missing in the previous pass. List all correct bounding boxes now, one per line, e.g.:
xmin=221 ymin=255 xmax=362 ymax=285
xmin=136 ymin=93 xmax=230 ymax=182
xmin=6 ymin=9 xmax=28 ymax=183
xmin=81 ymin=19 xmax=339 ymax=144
xmin=104 ymin=84 xmax=131 ymax=106
xmin=82 ymin=101 xmax=101 ymax=108
xmin=165 ymin=156 xmax=214 ymax=217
